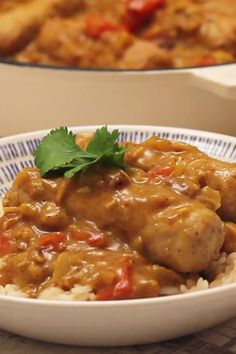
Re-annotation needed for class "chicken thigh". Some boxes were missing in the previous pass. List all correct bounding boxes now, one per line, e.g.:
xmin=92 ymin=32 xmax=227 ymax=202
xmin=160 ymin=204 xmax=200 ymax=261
xmin=3 ymin=165 xmax=225 ymax=274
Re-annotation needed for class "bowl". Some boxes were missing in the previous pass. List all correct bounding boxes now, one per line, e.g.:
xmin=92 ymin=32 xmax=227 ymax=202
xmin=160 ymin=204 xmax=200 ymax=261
xmin=0 ymin=61 xmax=236 ymax=137
xmin=0 ymin=125 xmax=236 ymax=346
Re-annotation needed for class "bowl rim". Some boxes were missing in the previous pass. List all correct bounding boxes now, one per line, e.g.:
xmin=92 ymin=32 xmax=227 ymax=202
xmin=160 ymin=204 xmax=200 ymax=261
xmin=0 ymin=281 xmax=236 ymax=307
xmin=1 ymin=124 xmax=236 ymax=307
xmin=1 ymin=124 xmax=236 ymax=144
xmin=0 ymin=57 xmax=235 ymax=73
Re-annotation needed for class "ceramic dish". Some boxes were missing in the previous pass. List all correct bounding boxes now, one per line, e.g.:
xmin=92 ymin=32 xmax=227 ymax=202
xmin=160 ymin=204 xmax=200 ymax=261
xmin=0 ymin=62 xmax=236 ymax=137
xmin=0 ymin=125 xmax=236 ymax=346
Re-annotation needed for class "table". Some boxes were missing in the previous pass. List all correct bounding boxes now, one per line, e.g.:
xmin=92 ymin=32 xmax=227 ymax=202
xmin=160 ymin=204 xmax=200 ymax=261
xmin=1 ymin=317 xmax=236 ymax=354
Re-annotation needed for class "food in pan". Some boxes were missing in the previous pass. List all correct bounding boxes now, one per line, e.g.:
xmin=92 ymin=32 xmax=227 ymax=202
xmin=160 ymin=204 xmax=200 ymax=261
xmin=0 ymin=127 xmax=236 ymax=301
xmin=0 ymin=0 xmax=235 ymax=69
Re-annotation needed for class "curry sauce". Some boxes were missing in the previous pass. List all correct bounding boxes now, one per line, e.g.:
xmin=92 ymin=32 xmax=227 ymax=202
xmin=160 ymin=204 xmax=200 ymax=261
xmin=1 ymin=136 xmax=236 ymax=300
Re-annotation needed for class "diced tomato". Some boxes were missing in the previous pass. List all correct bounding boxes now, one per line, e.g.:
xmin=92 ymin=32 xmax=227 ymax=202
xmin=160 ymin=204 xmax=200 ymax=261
xmin=39 ymin=232 xmax=66 ymax=252
xmin=87 ymin=232 xmax=108 ymax=248
xmin=97 ymin=258 xmax=133 ymax=300
xmin=70 ymin=228 xmax=108 ymax=248
xmin=148 ymin=165 xmax=173 ymax=178
xmin=0 ymin=233 xmax=12 ymax=256
xmin=85 ymin=15 xmax=119 ymax=39
xmin=196 ymin=56 xmax=216 ymax=67
xmin=113 ymin=258 xmax=133 ymax=299
xmin=96 ymin=285 xmax=115 ymax=301
xmin=126 ymin=0 xmax=166 ymax=14
xmin=124 ymin=0 xmax=166 ymax=32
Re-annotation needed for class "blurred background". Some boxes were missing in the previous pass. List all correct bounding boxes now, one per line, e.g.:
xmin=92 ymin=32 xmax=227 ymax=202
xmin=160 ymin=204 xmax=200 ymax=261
xmin=0 ymin=0 xmax=235 ymax=136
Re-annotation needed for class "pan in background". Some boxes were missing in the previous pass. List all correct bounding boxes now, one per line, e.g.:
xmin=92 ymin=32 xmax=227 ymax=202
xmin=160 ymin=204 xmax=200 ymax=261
xmin=0 ymin=60 xmax=235 ymax=137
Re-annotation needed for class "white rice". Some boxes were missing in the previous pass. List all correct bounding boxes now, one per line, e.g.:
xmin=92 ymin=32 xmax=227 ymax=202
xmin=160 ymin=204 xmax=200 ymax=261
xmin=157 ymin=252 xmax=236 ymax=296
xmin=179 ymin=252 xmax=236 ymax=294
xmin=39 ymin=285 xmax=96 ymax=301
xmin=0 ymin=283 xmax=96 ymax=301
xmin=0 ymin=252 xmax=236 ymax=301
xmin=0 ymin=284 xmax=26 ymax=298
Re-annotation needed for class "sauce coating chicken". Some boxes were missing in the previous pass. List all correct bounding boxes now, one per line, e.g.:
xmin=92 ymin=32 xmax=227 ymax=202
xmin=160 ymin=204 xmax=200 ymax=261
xmin=1 ymin=135 xmax=234 ymax=300
xmin=126 ymin=137 xmax=236 ymax=222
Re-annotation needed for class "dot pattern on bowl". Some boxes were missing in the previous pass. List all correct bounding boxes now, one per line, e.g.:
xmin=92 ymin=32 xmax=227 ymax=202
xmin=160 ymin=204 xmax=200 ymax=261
xmin=0 ymin=128 xmax=235 ymax=198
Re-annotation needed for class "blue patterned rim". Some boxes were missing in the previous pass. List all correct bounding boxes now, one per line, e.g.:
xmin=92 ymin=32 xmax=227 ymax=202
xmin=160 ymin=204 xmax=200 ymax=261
xmin=0 ymin=125 xmax=235 ymax=197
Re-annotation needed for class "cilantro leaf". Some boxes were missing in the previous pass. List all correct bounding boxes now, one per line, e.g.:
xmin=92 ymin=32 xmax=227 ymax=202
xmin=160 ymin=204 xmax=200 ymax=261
xmin=33 ymin=127 xmax=83 ymax=176
xmin=87 ymin=127 xmax=126 ymax=169
xmin=33 ymin=126 xmax=127 ymax=178
xmin=64 ymin=156 xmax=101 ymax=178
xmin=87 ymin=127 xmax=119 ymax=155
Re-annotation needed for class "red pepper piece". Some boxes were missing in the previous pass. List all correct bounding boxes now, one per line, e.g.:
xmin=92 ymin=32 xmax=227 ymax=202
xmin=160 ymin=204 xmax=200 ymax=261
xmin=87 ymin=232 xmax=108 ymax=248
xmin=70 ymin=228 xmax=108 ymax=248
xmin=96 ymin=286 xmax=115 ymax=301
xmin=97 ymin=258 xmax=133 ymax=300
xmin=124 ymin=0 xmax=166 ymax=32
xmin=39 ymin=232 xmax=66 ymax=252
xmin=85 ymin=15 xmax=119 ymax=39
xmin=196 ymin=56 xmax=216 ymax=67
xmin=113 ymin=258 xmax=133 ymax=299
xmin=148 ymin=165 xmax=173 ymax=178
xmin=0 ymin=233 xmax=12 ymax=256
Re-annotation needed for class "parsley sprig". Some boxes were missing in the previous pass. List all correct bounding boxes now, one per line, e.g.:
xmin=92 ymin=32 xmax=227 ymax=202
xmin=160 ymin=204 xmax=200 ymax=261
xmin=33 ymin=126 xmax=127 ymax=178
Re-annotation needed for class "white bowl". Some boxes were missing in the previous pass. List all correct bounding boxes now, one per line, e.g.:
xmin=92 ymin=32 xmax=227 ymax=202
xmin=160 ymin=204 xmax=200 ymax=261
xmin=0 ymin=61 xmax=236 ymax=137
xmin=0 ymin=125 xmax=236 ymax=346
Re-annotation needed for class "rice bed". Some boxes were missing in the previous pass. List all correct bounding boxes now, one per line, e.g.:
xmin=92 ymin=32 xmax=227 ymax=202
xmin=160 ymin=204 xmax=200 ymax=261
xmin=0 ymin=252 xmax=236 ymax=301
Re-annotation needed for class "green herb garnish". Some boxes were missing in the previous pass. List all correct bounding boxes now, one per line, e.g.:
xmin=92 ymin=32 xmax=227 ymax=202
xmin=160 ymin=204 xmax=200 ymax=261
xmin=33 ymin=126 xmax=127 ymax=178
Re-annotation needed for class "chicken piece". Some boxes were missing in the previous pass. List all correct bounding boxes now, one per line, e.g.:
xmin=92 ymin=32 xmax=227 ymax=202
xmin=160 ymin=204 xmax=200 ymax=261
xmin=0 ymin=0 xmax=30 ymax=13
xmin=223 ymin=222 xmax=236 ymax=254
xmin=17 ymin=16 xmax=134 ymax=68
xmin=51 ymin=0 xmax=84 ymax=17
xmin=142 ymin=204 xmax=224 ymax=273
xmin=199 ymin=0 xmax=236 ymax=49
xmin=119 ymin=40 xmax=172 ymax=69
xmin=81 ymin=0 xmax=125 ymax=20
xmin=0 ymin=0 xmax=84 ymax=55
xmin=200 ymin=161 xmax=236 ymax=223
xmin=3 ymin=168 xmax=59 ymax=206
xmin=194 ymin=186 xmax=221 ymax=211
xmin=3 ymin=162 xmax=225 ymax=274
xmin=60 ymin=167 xmax=224 ymax=273
xmin=141 ymin=0 xmax=236 ymax=67
xmin=126 ymin=137 xmax=236 ymax=222
xmin=0 ymin=247 xmax=52 ymax=295
xmin=3 ymin=170 xmax=72 ymax=230
xmin=17 ymin=7 xmax=171 ymax=69
xmin=19 ymin=202 xmax=72 ymax=230
xmin=187 ymin=160 xmax=236 ymax=223
xmin=179 ymin=156 xmax=236 ymax=222
xmin=142 ymin=0 xmax=202 ymax=41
